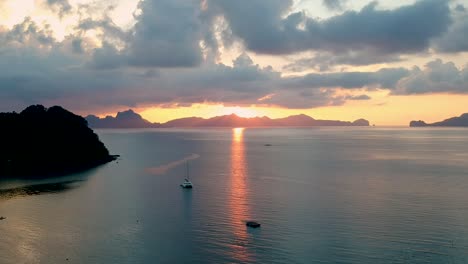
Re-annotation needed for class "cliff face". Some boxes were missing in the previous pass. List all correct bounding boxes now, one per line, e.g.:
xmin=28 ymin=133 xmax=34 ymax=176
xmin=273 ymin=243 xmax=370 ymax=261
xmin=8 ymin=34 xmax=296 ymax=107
xmin=410 ymin=113 xmax=468 ymax=127
xmin=0 ymin=105 xmax=115 ymax=178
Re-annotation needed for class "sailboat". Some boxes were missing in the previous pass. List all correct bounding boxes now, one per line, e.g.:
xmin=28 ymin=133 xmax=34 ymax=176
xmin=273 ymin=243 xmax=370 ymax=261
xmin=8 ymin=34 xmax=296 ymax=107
xmin=180 ymin=161 xmax=193 ymax=188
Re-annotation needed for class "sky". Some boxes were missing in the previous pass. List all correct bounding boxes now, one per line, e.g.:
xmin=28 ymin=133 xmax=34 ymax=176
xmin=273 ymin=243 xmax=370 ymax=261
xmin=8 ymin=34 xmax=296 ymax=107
xmin=1 ymin=0 xmax=468 ymax=125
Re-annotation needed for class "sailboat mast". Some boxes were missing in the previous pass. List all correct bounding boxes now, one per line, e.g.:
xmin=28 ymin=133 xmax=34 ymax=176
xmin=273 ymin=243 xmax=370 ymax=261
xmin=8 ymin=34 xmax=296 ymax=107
xmin=186 ymin=161 xmax=189 ymax=180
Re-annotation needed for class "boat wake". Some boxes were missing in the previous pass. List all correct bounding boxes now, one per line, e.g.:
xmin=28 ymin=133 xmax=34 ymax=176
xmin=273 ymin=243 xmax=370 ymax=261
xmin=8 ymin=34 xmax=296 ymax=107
xmin=146 ymin=154 xmax=200 ymax=175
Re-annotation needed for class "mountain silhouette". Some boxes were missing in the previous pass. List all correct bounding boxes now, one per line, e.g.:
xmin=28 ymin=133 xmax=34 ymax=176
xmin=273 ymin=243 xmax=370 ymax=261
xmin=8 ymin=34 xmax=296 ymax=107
xmin=86 ymin=110 xmax=370 ymax=128
xmin=0 ymin=105 xmax=116 ymax=178
xmin=410 ymin=113 xmax=468 ymax=127
xmin=86 ymin=110 xmax=159 ymax=128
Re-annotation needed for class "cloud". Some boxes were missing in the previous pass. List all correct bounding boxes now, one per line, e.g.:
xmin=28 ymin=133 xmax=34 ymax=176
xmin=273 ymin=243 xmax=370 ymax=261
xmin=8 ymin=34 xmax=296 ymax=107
xmin=0 ymin=19 xmax=406 ymax=112
xmin=1 ymin=0 xmax=468 ymax=114
xmin=46 ymin=0 xmax=72 ymax=17
xmin=455 ymin=4 xmax=466 ymax=12
xmin=0 ymin=23 xmax=283 ymax=111
xmin=433 ymin=12 xmax=468 ymax=52
xmin=77 ymin=17 xmax=129 ymax=42
xmin=263 ymin=89 xmax=346 ymax=109
xmin=70 ymin=38 xmax=84 ymax=54
xmin=74 ymin=0 xmax=217 ymax=69
xmin=323 ymin=0 xmax=347 ymax=11
xmin=346 ymin=94 xmax=371 ymax=100
xmin=286 ymin=68 xmax=410 ymax=90
xmin=210 ymin=0 xmax=452 ymax=55
xmin=125 ymin=0 xmax=205 ymax=68
xmin=5 ymin=17 xmax=55 ymax=46
xmin=90 ymin=42 xmax=124 ymax=69
xmin=394 ymin=59 xmax=468 ymax=94
xmin=0 ymin=21 xmax=464 ymax=112
xmin=0 ymin=18 xmax=139 ymax=110
xmin=283 ymin=50 xmax=402 ymax=72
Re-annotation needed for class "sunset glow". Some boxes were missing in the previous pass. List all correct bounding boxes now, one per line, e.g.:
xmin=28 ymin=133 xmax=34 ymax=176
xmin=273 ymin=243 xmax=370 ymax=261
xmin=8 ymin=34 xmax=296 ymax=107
xmin=1 ymin=0 xmax=468 ymax=126
xmin=3 ymin=0 xmax=468 ymax=262
xmin=135 ymin=91 xmax=468 ymax=126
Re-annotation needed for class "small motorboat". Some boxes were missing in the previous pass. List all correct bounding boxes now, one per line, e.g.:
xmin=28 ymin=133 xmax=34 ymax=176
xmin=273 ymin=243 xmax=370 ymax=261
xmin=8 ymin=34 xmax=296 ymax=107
xmin=0 ymin=216 xmax=6 ymax=220
xmin=246 ymin=221 xmax=261 ymax=228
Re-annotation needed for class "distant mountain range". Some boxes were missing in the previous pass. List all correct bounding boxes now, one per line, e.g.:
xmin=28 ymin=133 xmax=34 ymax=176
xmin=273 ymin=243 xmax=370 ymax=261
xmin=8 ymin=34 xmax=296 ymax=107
xmin=86 ymin=110 xmax=156 ymax=128
xmin=86 ymin=110 xmax=370 ymax=128
xmin=410 ymin=113 xmax=468 ymax=127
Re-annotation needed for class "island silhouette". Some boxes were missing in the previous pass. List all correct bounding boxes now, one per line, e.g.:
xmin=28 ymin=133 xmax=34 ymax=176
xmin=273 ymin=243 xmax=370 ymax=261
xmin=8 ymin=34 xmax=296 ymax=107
xmin=86 ymin=110 xmax=370 ymax=128
xmin=410 ymin=113 xmax=468 ymax=127
xmin=0 ymin=105 xmax=117 ymax=178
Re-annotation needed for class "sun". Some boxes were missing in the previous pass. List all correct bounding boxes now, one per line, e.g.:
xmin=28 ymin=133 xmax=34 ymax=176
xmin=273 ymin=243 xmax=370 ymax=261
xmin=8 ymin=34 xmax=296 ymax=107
xmin=221 ymin=106 xmax=258 ymax=118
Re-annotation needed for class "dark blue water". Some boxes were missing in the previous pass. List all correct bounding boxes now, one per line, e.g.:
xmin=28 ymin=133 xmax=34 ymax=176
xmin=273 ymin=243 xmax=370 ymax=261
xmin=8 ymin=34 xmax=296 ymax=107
xmin=1 ymin=127 xmax=468 ymax=263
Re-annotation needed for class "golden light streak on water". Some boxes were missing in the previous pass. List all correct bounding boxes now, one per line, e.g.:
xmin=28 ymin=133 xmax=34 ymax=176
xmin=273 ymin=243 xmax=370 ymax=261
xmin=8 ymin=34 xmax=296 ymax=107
xmin=228 ymin=127 xmax=252 ymax=262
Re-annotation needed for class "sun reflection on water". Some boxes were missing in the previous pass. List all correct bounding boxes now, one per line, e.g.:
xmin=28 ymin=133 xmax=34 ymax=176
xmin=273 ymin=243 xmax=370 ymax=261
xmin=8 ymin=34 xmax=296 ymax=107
xmin=232 ymin=128 xmax=244 ymax=142
xmin=228 ymin=127 xmax=252 ymax=262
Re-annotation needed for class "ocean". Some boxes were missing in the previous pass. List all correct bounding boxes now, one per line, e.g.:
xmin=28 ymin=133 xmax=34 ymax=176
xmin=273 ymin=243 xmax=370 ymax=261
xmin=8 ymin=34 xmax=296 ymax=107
xmin=1 ymin=127 xmax=468 ymax=263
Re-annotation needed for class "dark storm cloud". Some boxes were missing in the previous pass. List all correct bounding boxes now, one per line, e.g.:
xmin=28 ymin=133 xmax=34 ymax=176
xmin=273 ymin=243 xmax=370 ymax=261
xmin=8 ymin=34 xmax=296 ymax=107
xmin=210 ymin=0 xmax=452 ymax=55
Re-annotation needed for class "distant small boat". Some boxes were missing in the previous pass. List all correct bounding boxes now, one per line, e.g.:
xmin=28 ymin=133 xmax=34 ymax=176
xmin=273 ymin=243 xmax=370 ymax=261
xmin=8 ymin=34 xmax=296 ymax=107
xmin=264 ymin=144 xmax=272 ymax=146
xmin=180 ymin=161 xmax=193 ymax=189
xmin=0 ymin=216 xmax=6 ymax=220
xmin=246 ymin=221 xmax=261 ymax=228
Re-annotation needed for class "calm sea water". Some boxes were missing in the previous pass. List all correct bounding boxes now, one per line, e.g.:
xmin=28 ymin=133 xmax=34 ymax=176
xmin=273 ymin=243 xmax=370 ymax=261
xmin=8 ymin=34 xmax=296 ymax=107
xmin=1 ymin=127 xmax=468 ymax=264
